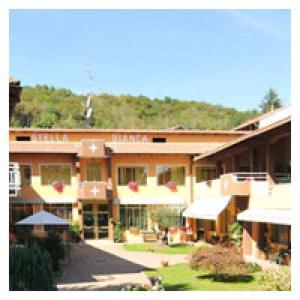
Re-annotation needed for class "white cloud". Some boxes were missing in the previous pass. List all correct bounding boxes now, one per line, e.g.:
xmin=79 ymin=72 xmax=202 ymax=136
xmin=227 ymin=10 xmax=289 ymax=42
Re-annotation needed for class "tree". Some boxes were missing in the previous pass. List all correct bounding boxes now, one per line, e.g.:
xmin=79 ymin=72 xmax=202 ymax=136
xmin=260 ymin=88 xmax=282 ymax=113
xmin=150 ymin=207 xmax=181 ymax=244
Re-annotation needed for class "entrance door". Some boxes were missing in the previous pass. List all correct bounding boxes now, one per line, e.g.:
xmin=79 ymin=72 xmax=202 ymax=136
xmin=82 ymin=203 xmax=109 ymax=239
xmin=97 ymin=212 xmax=109 ymax=238
xmin=83 ymin=212 xmax=95 ymax=239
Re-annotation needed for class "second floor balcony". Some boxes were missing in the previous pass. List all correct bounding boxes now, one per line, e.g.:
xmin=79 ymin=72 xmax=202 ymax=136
xmin=220 ymin=172 xmax=271 ymax=196
xmin=78 ymin=181 xmax=108 ymax=200
xmin=9 ymin=162 xmax=21 ymax=197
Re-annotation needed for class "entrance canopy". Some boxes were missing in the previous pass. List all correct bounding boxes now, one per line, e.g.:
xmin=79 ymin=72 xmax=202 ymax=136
xmin=237 ymin=208 xmax=291 ymax=225
xmin=182 ymin=196 xmax=231 ymax=220
xmin=16 ymin=210 xmax=69 ymax=226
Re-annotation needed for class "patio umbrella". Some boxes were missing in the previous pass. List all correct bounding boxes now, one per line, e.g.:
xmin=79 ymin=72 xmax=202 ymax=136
xmin=16 ymin=210 xmax=69 ymax=226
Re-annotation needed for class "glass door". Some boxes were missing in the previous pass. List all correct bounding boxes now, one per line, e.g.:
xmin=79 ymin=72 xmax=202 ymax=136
xmin=97 ymin=212 xmax=109 ymax=239
xmin=83 ymin=213 xmax=96 ymax=239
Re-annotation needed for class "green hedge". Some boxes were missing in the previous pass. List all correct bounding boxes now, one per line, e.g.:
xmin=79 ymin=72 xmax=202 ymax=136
xmin=10 ymin=243 xmax=56 ymax=291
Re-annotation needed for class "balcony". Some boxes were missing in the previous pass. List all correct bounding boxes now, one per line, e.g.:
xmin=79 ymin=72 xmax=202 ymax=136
xmin=78 ymin=140 xmax=106 ymax=158
xmin=78 ymin=181 xmax=108 ymax=199
xmin=220 ymin=172 xmax=270 ymax=196
xmin=9 ymin=162 xmax=21 ymax=197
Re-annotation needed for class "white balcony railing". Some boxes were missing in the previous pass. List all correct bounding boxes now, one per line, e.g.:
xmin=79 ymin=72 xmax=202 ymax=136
xmin=230 ymin=172 xmax=269 ymax=182
xmin=9 ymin=162 xmax=21 ymax=197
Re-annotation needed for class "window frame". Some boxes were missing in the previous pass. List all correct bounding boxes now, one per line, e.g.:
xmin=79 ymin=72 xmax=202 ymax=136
xmin=271 ymin=224 xmax=291 ymax=245
xmin=19 ymin=163 xmax=32 ymax=187
xmin=116 ymin=165 xmax=148 ymax=186
xmin=86 ymin=162 xmax=102 ymax=182
xmin=40 ymin=163 xmax=72 ymax=186
xmin=195 ymin=165 xmax=217 ymax=183
xmin=156 ymin=164 xmax=186 ymax=186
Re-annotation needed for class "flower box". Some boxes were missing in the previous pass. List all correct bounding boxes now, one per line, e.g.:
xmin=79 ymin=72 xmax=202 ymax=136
xmin=165 ymin=181 xmax=177 ymax=191
xmin=128 ymin=181 xmax=139 ymax=192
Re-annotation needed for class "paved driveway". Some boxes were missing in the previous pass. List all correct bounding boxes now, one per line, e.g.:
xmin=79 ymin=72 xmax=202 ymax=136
xmin=57 ymin=240 xmax=189 ymax=291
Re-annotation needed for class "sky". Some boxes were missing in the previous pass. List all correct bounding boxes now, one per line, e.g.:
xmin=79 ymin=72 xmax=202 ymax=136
xmin=9 ymin=9 xmax=290 ymax=111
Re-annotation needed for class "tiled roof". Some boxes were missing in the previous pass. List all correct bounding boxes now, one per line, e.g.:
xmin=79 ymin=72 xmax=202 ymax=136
xmin=194 ymin=116 xmax=291 ymax=161
xmin=107 ymin=142 xmax=224 ymax=155
xmin=9 ymin=127 xmax=245 ymax=136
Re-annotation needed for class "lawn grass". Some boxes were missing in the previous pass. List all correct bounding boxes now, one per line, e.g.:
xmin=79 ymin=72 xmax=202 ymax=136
xmin=144 ymin=263 xmax=262 ymax=291
xmin=123 ymin=243 xmax=197 ymax=255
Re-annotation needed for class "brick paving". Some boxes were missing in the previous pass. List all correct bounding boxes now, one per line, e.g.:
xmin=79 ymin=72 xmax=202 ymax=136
xmin=57 ymin=240 xmax=189 ymax=291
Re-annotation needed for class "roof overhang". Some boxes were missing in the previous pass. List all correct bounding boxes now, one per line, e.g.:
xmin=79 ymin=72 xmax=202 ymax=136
xmin=237 ymin=208 xmax=291 ymax=225
xmin=115 ymin=197 xmax=186 ymax=205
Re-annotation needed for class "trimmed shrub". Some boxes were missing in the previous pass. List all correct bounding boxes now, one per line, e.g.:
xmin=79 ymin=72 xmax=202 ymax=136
xmin=190 ymin=244 xmax=246 ymax=280
xmin=10 ymin=243 xmax=55 ymax=291
xmin=113 ymin=221 xmax=123 ymax=242
xmin=258 ymin=267 xmax=291 ymax=291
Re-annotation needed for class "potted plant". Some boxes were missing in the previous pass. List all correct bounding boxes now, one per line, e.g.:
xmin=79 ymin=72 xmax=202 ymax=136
xmin=128 ymin=181 xmax=139 ymax=192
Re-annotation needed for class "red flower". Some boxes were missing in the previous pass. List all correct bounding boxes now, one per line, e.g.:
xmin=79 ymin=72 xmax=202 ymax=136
xmin=128 ymin=181 xmax=139 ymax=192
xmin=52 ymin=181 xmax=64 ymax=193
xmin=166 ymin=181 xmax=177 ymax=191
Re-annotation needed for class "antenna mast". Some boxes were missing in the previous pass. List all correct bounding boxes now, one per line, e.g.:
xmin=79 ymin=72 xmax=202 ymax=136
xmin=86 ymin=65 xmax=95 ymax=127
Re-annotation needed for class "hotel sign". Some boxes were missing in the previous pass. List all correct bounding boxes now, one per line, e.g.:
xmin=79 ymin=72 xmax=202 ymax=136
xmin=30 ymin=133 xmax=149 ymax=143
xmin=31 ymin=133 xmax=70 ymax=142
xmin=112 ymin=134 xmax=148 ymax=143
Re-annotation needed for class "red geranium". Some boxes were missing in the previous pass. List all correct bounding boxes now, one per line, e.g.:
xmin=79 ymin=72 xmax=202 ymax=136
xmin=52 ymin=181 xmax=64 ymax=193
xmin=128 ymin=181 xmax=139 ymax=192
xmin=166 ymin=181 xmax=177 ymax=191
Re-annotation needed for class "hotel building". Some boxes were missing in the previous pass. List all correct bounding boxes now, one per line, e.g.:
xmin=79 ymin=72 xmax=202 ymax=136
xmin=9 ymin=107 xmax=291 ymax=263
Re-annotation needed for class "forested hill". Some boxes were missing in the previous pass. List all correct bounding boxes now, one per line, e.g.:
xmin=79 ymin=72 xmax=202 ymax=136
xmin=10 ymin=85 xmax=260 ymax=130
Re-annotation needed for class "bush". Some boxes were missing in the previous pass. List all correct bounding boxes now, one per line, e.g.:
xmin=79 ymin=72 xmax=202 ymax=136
xmin=15 ymin=226 xmax=33 ymax=244
xmin=228 ymin=221 xmax=243 ymax=246
xmin=258 ymin=267 xmax=291 ymax=291
xmin=70 ymin=221 xmax=81 ymax=242
xmin=190 ymin=244 xmax=246 ymax=279
xmin=114 ymin=221 xmax=123 ymax=242
xmin=10 ymin=243 xmax=56 ymax=290
xmin=42 ymin=233 xmax=65 ymax=271
xmin=245 ymin=262 xmax=262 ymax=273
xmin=27 ymin=232 xmax=65 ymax=272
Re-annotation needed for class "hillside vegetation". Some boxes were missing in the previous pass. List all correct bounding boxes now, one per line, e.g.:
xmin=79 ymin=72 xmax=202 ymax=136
xmin=10 ymin=85 xmax=259 ymax=130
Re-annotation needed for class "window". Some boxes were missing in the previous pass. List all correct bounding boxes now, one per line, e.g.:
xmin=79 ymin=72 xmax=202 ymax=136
xmin=152 ymin=137 xmax=166 ymax=143
xmin=118 ymin=166 xmax=147 ymax=185
xmin=119 ymin=205 xmax=148 ymax=230
xmin=44 ymin=203 xmax=72 ymax=222
xmin=41 ymin=165 xmax=71 ymax=185
xmin=16 ymin=136 xmax=31 ymax=141
xmin=157 ymin=165 xmax=185 ymax=185
xmin=271 ymin=225 xmax=291 ymax=245
xmin=87 ymin=162 xmax=101 ymax=181
xmin=195 ymin=166 xmax=217 ymax=183
xmin=20 ymin=165 xmax=32 ymax=186
xmin=208 ymin=220 xmax=216 ymax=231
